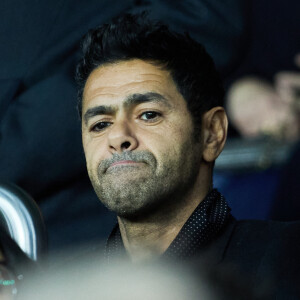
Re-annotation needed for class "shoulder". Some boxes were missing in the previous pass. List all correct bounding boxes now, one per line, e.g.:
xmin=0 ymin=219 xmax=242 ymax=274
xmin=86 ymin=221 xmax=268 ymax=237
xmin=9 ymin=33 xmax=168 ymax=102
xmin=232 ymin=219 xmax=300 ymax=242
xmin=223 ymin=219 xmax=300 ymax=295
xmin=227 ymin=219 xmax=300 ymax=255
xmin=224 ymin=219 xmax=300 ymax=263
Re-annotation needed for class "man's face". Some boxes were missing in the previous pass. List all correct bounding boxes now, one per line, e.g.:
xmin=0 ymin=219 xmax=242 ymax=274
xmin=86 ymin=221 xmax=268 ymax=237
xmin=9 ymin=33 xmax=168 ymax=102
xmin=82 ymin=59 xmax=203 ymax=218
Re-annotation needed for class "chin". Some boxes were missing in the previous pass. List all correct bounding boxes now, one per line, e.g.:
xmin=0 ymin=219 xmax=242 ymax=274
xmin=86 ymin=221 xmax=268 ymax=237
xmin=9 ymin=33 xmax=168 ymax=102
xmin=107 ymin=199 xmax=161 ymax=220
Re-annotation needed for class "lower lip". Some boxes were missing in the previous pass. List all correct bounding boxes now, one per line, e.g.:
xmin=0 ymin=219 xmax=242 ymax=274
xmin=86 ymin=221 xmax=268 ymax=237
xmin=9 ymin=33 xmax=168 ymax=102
xmin=109 ymin=160 xmax=141 ymax=168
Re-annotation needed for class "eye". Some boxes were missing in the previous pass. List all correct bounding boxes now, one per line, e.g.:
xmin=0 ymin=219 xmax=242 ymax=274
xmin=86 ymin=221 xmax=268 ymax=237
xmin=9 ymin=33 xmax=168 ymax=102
xmin=140 ymin=111 xmax=161 ymax=122
xmin=90 ymin=121 xmax=112 ymax=132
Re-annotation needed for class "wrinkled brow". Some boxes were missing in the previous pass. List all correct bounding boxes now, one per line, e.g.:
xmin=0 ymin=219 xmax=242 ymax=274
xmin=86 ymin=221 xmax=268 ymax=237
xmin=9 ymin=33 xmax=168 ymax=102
xmin=83 ymin=92 xmax=171 ymax=125
xmin=83 ymin=105 xmax=117 ymax=125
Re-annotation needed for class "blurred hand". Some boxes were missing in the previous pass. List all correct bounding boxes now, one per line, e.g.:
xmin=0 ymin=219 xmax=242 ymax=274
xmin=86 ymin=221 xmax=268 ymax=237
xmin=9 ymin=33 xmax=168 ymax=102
xmin=275 ymin=53 xmax=300 ymax=109
xmin=227 ymin=53 xmax=300 ymax=141
xmin=227 ymin=77 xmax=298 ymax=141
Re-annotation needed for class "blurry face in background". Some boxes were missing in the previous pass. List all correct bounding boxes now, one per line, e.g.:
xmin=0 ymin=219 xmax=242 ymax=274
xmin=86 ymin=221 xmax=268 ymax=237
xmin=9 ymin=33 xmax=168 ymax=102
xmin=81 ymin=59 xmax=203 ymax=218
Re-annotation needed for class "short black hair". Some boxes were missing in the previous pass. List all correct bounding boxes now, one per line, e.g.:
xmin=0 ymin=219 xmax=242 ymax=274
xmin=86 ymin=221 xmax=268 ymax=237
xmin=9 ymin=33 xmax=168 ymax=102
xmin=76 ymin=13 xmax=224 ymax=129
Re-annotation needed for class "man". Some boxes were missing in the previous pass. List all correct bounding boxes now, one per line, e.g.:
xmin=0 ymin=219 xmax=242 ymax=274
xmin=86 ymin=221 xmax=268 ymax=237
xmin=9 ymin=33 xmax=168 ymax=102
xmin=76 ymin=14 xmax=300 ymax=297
xmin=0 ymin=0 xmax=247 ymax=255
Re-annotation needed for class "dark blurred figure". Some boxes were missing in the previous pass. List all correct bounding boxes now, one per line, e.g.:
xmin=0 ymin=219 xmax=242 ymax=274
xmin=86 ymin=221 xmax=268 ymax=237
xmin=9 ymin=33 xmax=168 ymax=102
xmin=271 ymin=140 xmax=300 ymax=220
xmin=225 ymin=0 xmax=300 ymax=139
xmin=225 ymin=54 xmax=300 ymax=221
xmin=216 ymin=0 xmax=300 ymax=221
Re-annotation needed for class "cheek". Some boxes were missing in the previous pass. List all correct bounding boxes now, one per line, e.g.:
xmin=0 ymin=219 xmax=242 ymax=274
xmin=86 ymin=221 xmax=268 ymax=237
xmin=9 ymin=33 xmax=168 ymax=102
xmin=142 ymin=132 xmax=185 ymax=168
xmin=83 ymin=138 xmax=105 ymax=174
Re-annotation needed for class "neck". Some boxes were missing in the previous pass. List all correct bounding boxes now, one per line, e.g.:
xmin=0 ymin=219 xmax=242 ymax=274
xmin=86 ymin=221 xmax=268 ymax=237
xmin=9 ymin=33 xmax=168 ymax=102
xmin=118 ymin=164 xmax=212 ymax=262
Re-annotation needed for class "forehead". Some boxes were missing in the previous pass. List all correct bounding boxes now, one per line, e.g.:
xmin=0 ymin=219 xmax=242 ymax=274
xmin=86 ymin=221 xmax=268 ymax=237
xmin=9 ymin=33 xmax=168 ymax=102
xmin=82 ymin=59 xmax=182 ymax=109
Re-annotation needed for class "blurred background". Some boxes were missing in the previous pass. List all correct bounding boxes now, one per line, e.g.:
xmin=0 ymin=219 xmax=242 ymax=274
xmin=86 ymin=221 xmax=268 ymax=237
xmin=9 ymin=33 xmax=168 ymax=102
xmin=0 ymin=0 xmax=299 ymax=261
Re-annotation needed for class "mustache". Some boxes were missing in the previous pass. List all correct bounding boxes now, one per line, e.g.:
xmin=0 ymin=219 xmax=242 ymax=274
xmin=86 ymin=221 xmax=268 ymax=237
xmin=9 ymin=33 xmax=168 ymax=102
xmin=98 ymin=151 xmax=157 ymax=174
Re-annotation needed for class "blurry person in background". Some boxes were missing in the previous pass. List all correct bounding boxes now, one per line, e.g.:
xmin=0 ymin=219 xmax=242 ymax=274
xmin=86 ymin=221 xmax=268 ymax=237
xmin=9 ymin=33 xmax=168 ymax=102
xmin=226 ymin=54 xmax=300 ymax=222
xmin=227 ymin=54 xmax=300 ymax=142
xmin=75 ymin=13 xmax=300 ymax=297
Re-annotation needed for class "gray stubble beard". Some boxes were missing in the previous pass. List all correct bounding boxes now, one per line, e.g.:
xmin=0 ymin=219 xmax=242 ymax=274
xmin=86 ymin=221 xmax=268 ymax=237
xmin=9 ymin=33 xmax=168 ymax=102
xmin=90 ymin=138 xmax=202 ymax=220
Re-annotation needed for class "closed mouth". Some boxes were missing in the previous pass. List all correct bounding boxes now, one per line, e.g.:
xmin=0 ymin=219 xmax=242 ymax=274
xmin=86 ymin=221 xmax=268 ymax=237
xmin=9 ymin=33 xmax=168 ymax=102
xmin=109 ymin=160 xmax=142 ymax=169
xmin=110 ymin=160 xmax=137 ymax=167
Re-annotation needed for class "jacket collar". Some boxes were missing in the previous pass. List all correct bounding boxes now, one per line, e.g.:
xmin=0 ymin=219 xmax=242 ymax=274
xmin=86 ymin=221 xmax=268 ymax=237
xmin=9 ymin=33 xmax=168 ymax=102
xmin=105 ymin=189 xmax=235 ymax=265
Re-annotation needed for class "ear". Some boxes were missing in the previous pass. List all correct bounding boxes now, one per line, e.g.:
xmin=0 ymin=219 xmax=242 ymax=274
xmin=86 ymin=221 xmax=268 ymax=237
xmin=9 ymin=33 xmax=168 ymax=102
xmin=202 ymin=107 xmax=228 ymax=163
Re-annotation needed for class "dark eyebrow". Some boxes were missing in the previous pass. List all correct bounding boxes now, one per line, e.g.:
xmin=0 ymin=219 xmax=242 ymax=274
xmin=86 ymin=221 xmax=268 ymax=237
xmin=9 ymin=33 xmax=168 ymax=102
xmin=83 ymin=105 xmax=117 ymax=125
xmin=124 ymin=92 xmax=172 ymax=108
xmin=83 ymin=92 xmax=171 ymax=125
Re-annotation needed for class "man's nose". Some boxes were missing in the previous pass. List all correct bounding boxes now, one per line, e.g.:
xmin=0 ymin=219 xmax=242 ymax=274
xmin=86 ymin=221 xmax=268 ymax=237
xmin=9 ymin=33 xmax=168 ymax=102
xmin=108 ymin=121 xmax=138 ymax=153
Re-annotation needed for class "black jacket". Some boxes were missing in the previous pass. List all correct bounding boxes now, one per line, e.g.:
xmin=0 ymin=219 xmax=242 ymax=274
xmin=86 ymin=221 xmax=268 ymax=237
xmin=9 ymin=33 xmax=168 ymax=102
xmin=202 ymin=217 xmax=300 ymax=298
xmin=106 ymin=202 xmax=300 ymax=299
